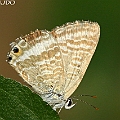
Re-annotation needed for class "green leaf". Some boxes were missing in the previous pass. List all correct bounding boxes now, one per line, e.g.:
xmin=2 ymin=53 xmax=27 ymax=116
xmin=0 ymin=75 xmax=60 ymax=120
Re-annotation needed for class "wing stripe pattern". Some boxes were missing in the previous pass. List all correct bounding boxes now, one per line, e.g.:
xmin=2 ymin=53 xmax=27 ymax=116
xmin=7 ymin=21 xmax=100 ymax=110
xmin=52 ymin=21 xmax=100 ymax=99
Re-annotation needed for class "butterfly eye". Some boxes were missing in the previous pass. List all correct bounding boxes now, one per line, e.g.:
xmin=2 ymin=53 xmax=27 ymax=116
xmin=65 ymin=98 xmax=75 ymax=109
xmin=13 ymin=47 xmax=19 ymax=53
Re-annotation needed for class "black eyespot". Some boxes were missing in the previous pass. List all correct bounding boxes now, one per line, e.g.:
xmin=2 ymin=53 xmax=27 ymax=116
xmin=13 ymin=47 xmax=19 ymax=53
xmin=7 ymin=56 xmax=12 ymax=62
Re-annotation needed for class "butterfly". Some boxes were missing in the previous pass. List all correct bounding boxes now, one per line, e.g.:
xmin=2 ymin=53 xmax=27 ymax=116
xmin=7 ymin=21 xmax=100 ymax=112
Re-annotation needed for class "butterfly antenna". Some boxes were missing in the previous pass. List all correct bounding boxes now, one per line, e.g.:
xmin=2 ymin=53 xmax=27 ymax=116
xmin=80 ymin=95 xmax=97 ymax=98
xmin=73 ymin=94 xmax=97 ymax=98
xmin=72 ymin=97 xmax=99 ymax=110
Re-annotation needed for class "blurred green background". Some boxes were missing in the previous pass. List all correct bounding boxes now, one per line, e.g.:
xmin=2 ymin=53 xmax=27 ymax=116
xmin=0 ymin=0 xmax=119 ymax=120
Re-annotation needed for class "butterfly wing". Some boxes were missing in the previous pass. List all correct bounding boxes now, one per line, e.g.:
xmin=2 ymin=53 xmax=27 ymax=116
xmin=7 ymin=30 xmax=66 ymax=95
xmin=52 ymin=21 xmax=100 ymax=100
xmin=7 ymin=21 xmax=100 ymax=102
